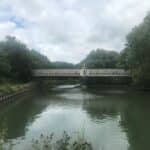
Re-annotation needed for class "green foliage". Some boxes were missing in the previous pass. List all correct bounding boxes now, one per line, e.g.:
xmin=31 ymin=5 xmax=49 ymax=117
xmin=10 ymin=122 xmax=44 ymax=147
xmin=52 ymin=61 xmax=75 ymax=69
xmin=0 ymin=117 xmax=13 ymax=150
xmin=118 ymin=48 xmax=130 ymax=69
xmin=0 ymin=49 xmax=11 ymax=78
xmin=78 ymin=49 xmax=120 ymax=68
xmin=32 ymin=131 xmax=93 ymax=150
xmin=0 ymin=36 xmax=52 ymax=82
xmin=30 ymin=50 xmax=52 ymax=69
xmin=0 ymin=120 xmax=7 ymax=149
xmin=121 ymin=12 xmax=150 ymax=87
xmin=0 ymin=36 xmax=32 ymax=82
xmin=0 ymin=130 xmax=93 ymax=150
xmin=0 ymin=82 xmax=31 ymax=95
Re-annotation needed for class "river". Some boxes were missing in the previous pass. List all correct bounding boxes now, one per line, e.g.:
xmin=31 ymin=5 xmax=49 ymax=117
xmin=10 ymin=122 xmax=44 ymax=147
xmin=0 ymin=85 xmax=150 ymax=150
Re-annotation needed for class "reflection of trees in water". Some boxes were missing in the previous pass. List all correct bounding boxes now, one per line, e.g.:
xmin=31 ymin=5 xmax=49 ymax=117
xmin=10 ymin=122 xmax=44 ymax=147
xmin=120 ymin=94 xmax=150 ymax=150
xmin=0 ymin=117 xmax=7 ymax=140
xmin=0 ymin=93 xmax=49 ymax=139
xmin=0 ymin=117 xmax=11 ymax=149
xmin=83 ymin=91 xmax=150 ymax=150
xmin=82 ymin=95 xmax=127 ymax=121
xmin=83 ymin=100 xmax=118 ymax=120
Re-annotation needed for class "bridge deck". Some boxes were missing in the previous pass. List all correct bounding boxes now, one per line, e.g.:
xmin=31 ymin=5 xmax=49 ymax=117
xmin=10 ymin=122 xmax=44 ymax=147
xmin=32 ymin=69 xmax=130 ymax=77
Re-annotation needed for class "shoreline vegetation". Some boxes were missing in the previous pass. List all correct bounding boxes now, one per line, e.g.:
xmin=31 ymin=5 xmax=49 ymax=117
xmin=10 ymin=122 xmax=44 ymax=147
xmin=0 ymin=81 xmax=32 ymax=96
xmin=31 ymin=132 xmax=93 ymax=150
xmin=0 ymin=124 xmax=93 ymax=150
xmin=0 ymin=81 xmax=35 ymax=104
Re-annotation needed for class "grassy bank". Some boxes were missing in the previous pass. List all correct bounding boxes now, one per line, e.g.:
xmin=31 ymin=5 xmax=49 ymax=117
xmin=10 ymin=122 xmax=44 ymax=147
xmin=0 ymin=80 xmax=32 ymax=96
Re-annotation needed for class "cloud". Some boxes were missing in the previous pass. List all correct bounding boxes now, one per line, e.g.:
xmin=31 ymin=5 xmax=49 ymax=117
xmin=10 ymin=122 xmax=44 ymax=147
xmin=0 ymin=0 xmax=150 ymax=63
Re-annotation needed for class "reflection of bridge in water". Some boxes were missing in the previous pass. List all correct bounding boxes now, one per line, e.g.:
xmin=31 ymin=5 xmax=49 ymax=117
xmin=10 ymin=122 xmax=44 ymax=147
xmin=32 ymin=69 xmax=131 ymax=78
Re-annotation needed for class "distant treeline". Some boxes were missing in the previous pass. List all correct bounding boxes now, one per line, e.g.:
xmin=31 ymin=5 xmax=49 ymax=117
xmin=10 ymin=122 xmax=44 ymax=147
xmin=0 ymin=12 xmax=150 ymax=87
xmin=77 ymin=49 xmax=121 ymax=69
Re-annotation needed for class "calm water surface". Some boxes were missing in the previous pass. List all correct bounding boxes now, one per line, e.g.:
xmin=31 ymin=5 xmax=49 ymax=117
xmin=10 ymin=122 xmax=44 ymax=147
xmin=0 ymin=85 xmax=150 ymax=150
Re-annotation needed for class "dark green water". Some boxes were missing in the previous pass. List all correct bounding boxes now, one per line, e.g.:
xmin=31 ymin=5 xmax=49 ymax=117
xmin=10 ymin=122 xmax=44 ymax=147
xmin=0 ymin=85 xmax=150 ymax=150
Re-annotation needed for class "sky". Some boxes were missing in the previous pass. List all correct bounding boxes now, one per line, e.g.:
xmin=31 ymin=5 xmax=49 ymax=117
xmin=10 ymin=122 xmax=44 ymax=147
xmin=0 ymin=0 xmax=150 ymax=63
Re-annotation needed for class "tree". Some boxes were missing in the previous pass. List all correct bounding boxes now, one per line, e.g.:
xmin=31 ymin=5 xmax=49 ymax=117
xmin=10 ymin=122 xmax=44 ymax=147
xmin=78 ymin=49 xmax=120 ymax=68
xmin=122 ymin=12 xmax=150 ymax=87
xmin=52 ymin=61 xmax=75 ymax=69
xmin=30 ymin=50 xmax=52 ymax=69
xmin=0 ymin=36 xmax=54 ymax=82
xmin=0 ymin=49 xmax=11 ymax=78
xmin=3 ymin=36 xmax=32 ymax=82
xmin=0 ymin=36 xmax=53 ymax=82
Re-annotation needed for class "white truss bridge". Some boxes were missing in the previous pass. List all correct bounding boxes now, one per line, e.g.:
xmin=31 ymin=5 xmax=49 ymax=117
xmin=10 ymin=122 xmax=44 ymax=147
xmin=32 ymin=69 xmax=130 ymax=77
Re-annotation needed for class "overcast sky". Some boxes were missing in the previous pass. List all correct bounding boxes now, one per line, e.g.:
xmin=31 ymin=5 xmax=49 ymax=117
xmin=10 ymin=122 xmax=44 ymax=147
xmin=0 ymin=0 xmax=150 ymax=63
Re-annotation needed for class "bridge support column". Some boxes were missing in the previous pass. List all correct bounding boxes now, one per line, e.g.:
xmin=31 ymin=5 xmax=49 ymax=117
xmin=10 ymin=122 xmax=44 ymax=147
xmin=80 ymin=76 xmax=88 ymax=85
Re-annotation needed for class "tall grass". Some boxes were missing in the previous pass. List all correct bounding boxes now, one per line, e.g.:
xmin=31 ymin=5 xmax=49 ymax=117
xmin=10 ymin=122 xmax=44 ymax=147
xmin=31 ymin=131 xmax=93 ymax=150
xmin=0 ymin=129 xmax=93 ymax=150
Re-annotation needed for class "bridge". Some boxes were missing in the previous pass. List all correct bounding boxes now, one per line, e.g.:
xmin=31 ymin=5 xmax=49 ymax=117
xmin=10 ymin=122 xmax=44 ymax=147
xmin=32 ymin=69 xmax=130 ymax=78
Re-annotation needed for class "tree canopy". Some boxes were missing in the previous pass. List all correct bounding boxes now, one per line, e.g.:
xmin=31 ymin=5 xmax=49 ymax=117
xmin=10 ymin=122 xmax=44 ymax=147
xmin=30 ymin=50 xmax=52 ymax=69
xmin=78 ymin=49 xmax=120 ymax=68
xmin=52 ymin=61 xmax=75 ymax=69
xmin=0 ymin=36 xmax=52 ymax=82
xmin=121 ymin=12 xmax=150 ymax=87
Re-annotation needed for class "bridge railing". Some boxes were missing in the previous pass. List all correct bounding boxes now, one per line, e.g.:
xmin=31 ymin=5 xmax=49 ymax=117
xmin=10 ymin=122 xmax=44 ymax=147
xmin=85 ymin=69 xmax=130 ymax=76
xmin=32 ymin=69 xmax=130 ymax=77
xmin=32 ymin=69 xmax=80 ymax=77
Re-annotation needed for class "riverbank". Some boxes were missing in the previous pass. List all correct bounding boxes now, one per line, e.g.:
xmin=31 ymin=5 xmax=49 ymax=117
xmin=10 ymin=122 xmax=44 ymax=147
xmin=0 ymin=81 xmax=33 ymax=96
xmin=0 ymin=81 xmax=36 ymax=104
